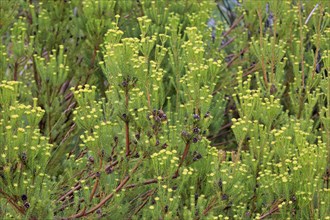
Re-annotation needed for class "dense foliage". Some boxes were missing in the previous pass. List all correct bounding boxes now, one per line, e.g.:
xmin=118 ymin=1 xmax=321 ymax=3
xmin=0 ymin=0 xmax=329 ymax=219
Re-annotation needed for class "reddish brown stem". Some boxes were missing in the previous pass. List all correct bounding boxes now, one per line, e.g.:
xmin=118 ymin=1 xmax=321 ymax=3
xmin=66 ymin=159 xmax=143 ymax=219
xmin=58 ymin=160 xmax=120 ymax=203
xmin=132 ymin=189 xmax=156 ymax=216
xmin=89 ymin=161 xmax=102 ymax=202
xmin=259 ymin=206 xmax=280 ymax=219
xmin=125 ymin=121 xmax=130 ymax=156
xmin=57 ymin=183 xmax=81 ymax=202
xmin=208 ymin=122 xmax=233 ymax=140
xmin=219 ymin=37 xmax=236 ymax=50
xmin=226 ymin=47 xmax=249 ymax=68
xmin=13 ymin=61 xmax=18 ymax=81
xmin=66 ymin=176 xmax=130 ymax=219
xmin=89 ymin=176 xmax=130 ymax=213
xmin=179 ymin=142 xmax=191 ymax=167
xmin=129 ymin=189 xmax=154 ymax=205
xmin=174 ymin=142 xmax=191 ymax=177
xmin=259 ymin=199 xmax=285 ymax=219
xmin=222 ymin=15 xmax=244 ymax=38
xmin=202 ymin=197 xmax=217 ymax=216
xmin=55 ymin=198 xmax=85 ymax=214
xmin=0 ymin=189 xmax=26 ymax=215
xmin=125 ymin=171 xmax=180 ymax=189
xmin=125 ymin=178 xmax=159 ymax=189
xmin=243 ymin=64 xmax=259 ymax=77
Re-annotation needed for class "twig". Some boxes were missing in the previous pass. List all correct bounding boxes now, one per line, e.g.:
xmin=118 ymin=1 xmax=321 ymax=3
xmin=259 ymin=206 xmax=279 ymax=219
xmin=89 ymin=177 xmax=100 ymax=202
xmin=57 ymin=183 xmax=81 ymax=202
xmin=125 ymin=170 xmax=181 ymax=189
xmin=202 ymin=197 xmax=217 ymax=216
xmin=243 ymin=63 xmax=259 ymax=77
xmin=219 ymin=37 xmax=236 ymax=50
xmin=208 ymin=122 xmax=232 ymax=140
xmin=222 ymin=15 xmax=244 ymax=38
xmin=174 ymin=142 xmax=191 ymax=177
xmin=66 ymin=159 xmax=143 ymax=219
xmin=125 ymin=178 xmax=159 ymax=189
xmin=125 ymin=121 xmax=130 ymax=156
xmin=60 ymin=123 xmax=76 ymax=145
xmin=13 ymin=61 xmax=18 ymax=81
xmin=259 ymin=199 xmax=285 ymax=219
xmin=0 ymin=189 xmax=26 ymax=215
xmin=131 ymin=189 xmax=156 ymax=216
xmin=226 ymin=47 xmax=249 ymax=67
xmin=129 ymin=189 xmax=155 ymax=205
xmin=55 ymin=198 xmax=84 ymax=214
xmin=305 ymin=3 xmax=319 ymax=24
xmin=58 ymin=160 xmax=120 ymax=204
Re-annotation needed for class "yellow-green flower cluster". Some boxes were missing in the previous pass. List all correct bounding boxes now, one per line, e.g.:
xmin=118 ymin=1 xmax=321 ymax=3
xmin=1 ymin=83 xmax=53 ymax=212
xmin=137 ymin=16 xmax=152 ymax=38
xmin=72 ymin=85 xmax=103 ymax=130
xmin=79 ymin=120 xmax=118 ymax=157
xmin=103 ymin=28 xmax=124 ymax=45
xmin=0 ymin=81 xmax=22 ymax=108
xmin=34 ymin=45 xmax=69 ymax=86
xmin=8 ymin=17 xmax=33 ymax=59
xmin=231 ymin=117 xmax=252 ymax=144
xmin=150 ymin=149 xmax=179 ymax=176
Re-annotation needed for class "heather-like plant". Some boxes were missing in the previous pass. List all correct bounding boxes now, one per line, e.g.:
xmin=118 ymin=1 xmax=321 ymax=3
xmin=0 ymin=81 xmax=55 ymax=218
xmin=0 ymin=0 xmax=329 ymax=219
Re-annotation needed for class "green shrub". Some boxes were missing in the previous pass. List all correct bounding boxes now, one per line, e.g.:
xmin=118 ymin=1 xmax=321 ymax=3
xmin=0 ymin=0 xmax=329 ymax=219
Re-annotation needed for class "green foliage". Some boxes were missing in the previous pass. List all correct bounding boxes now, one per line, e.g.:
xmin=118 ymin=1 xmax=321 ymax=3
xmin=0 ymin=0 xmax=329 ymax=219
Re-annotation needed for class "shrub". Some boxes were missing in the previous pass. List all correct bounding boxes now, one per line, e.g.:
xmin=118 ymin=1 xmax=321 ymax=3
xmin=0 ymin=0 xmax=329 ymax=219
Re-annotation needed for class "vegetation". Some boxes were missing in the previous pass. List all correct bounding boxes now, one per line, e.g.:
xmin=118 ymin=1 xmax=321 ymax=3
xmin=0 ymin=0 xmax=329 ymax=219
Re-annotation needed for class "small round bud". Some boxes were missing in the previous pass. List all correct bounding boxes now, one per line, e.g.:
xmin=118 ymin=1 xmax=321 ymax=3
xmin=21 ymin=194 xmax=27 ymax=201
